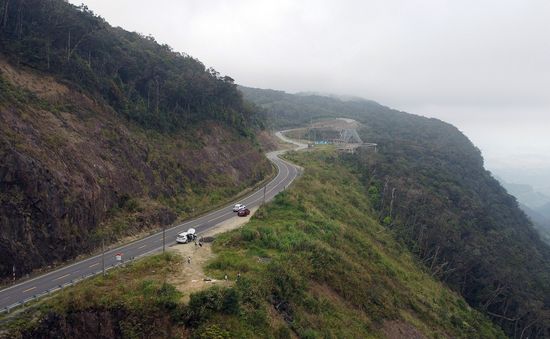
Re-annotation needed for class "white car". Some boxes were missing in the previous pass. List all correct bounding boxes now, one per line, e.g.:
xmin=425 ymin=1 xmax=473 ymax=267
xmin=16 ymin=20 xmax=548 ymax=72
xmin=233 ymin=203 xmax=246 ymax=212
xmin=176 ymin=228 xmax=197 ymax=243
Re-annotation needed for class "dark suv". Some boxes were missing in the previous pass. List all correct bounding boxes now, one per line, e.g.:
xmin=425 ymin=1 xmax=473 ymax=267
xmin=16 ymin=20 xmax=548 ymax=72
xmin=237 ymin=208 xmax=250 ymax=217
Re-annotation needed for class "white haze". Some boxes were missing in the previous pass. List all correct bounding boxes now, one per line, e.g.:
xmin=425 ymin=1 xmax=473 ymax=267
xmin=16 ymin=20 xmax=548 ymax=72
xmin=70 ymin=0 xmax=550 ymax=195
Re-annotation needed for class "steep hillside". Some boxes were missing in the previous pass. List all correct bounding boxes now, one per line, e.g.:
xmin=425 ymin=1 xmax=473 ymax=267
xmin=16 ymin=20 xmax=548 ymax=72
xmin=3 ymin=149 xmax=504 ymax=338
xmin=0 ymin=1 xmax=272 ymax=280
xmin=1 ymin=1 xmax=264 ymax=133
xmin=242 ymin=88 xmax=550 ymax=338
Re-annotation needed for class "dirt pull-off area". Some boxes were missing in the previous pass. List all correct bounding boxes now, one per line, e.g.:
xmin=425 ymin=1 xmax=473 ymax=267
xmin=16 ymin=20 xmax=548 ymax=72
xmin=168 ymin=207 xmax=258 ymax=301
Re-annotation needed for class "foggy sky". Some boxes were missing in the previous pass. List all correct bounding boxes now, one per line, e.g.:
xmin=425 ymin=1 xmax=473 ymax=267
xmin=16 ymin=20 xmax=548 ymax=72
xmin=70 ymin=0 xmax=550 ymax=192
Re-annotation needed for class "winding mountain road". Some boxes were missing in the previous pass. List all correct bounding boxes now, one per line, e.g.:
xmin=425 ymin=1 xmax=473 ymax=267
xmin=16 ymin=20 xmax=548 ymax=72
xmin=0 ymin=132 xmax=306 ymax=312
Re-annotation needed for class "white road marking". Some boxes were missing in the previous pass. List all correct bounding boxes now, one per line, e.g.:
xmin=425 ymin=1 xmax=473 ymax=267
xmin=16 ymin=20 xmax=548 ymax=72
xmin=22 ymin=286 xmax=36 ymax=293
xmin=207 ymin=214 xmax=227 ymax=223
xmin=53 ymin=273 xmax=70 ymax=281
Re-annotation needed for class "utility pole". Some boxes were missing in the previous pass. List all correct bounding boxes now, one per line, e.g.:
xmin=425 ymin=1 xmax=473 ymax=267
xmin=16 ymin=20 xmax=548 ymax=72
xmin=67 ymin=31 xmax=70 ymax=62
xmin=313 ymin=125 xmax=316 ymax=143
xmin=155 ymin=77 xmax=160 ymax=115
xmin=162 ymin=224 xmax=166 ymax=253
xmin=309 ymin=118 xmax=313 ymax=143
xmin=102 ymin=238 xmax=105 ymax=276
xmin=12 ymin=264 xmax=15 ymax=284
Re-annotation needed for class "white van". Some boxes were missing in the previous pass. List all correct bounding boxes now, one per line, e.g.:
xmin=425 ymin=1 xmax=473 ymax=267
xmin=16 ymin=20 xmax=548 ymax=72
xmin=176 ymin=228 xmax=197 ymax=243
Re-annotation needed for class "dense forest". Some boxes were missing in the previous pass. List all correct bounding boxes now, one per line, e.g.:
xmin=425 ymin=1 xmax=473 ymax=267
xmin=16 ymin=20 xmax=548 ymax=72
xmin=242 ymin=87 xmax=550 ymax=338
xmin=0 ymin=0 xmax=263 ymax=133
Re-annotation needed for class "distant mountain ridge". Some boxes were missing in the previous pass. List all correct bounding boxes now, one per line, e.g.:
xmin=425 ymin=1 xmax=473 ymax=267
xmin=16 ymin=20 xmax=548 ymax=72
xmin=497 ymin=177 xmax=550 ymax=210
xmin=295 ymin=91 xmax=369 ymax=102
xmin=540 ymin=202 xmax=550 ymax=219
xmin=496 ymin=177 xmax=550 ymax=243
xmin=519 ymin=203 xmax=550 ymax=243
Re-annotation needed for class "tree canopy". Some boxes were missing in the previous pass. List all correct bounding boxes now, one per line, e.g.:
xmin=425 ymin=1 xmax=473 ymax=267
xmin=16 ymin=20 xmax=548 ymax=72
xmin=0 ymin=0 xmax=263 ymax=133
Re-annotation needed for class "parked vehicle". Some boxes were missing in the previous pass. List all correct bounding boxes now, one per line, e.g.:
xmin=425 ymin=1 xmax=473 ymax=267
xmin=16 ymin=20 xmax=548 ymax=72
xmin=233 ymin=203 xmax=246 ymax=212
xmin=237 ymin=208 xmax=250 ymax=217
xmin=176 ymin=228 xmax=197 ymax=243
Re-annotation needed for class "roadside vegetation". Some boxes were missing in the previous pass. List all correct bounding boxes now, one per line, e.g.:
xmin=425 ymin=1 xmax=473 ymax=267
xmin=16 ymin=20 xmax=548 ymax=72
xmin=202 ymin=149 xmax=504 ymax=338
xmin=4 ymin=149 xmax=505 ymax=338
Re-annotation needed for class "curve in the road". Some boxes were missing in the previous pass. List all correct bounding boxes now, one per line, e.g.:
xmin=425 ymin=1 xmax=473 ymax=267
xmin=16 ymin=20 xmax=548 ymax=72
xmin=0 ymin=131 xmax=306 ymax=311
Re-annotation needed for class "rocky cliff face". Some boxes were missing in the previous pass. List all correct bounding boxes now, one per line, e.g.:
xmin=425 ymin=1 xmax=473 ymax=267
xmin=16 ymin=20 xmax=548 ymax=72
xmin=0 ymin=59 xmax=272 ymax=279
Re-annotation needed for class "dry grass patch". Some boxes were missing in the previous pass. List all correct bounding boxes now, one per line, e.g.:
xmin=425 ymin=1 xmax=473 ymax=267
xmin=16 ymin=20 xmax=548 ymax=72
xmin=168 ymin=207 xmax=258 ymax=301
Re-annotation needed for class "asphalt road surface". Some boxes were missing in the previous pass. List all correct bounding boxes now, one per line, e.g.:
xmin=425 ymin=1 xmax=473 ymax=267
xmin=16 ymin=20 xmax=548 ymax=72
xmin=0 ymin=132 xmax=306 ymax=311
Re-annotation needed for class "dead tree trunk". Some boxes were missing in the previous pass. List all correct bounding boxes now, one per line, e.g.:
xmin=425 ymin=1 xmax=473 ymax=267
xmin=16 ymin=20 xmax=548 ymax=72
xmin=67 ymin=30 xmax=71 ymax=62
xmin=389 ymin=187 xmax=396 ymax=219
xmin=155 ymin=77 xmax=160 ymax=115
xmin=379 ymin=177 xmax=389 ymax=218
xmin=15 ymin=0 xmax=22 ymax=39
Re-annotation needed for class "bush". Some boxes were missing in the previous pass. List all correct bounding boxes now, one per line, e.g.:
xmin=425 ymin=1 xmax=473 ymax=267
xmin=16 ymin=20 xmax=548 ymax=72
xmin=188 ymin=287 xmax=241 ymax=327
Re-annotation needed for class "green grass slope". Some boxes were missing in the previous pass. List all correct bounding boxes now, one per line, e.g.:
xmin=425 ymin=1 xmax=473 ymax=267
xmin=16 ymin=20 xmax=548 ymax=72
xmin=204 ymin=149 xmax=504 ymax=338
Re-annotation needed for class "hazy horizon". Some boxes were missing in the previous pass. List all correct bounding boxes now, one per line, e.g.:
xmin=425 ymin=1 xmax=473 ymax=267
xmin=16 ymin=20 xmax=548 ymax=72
xmin=407 ymin=104 xmax=550 ymax=196
xmin=69 ymin=0 xmax=550 ymax=195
